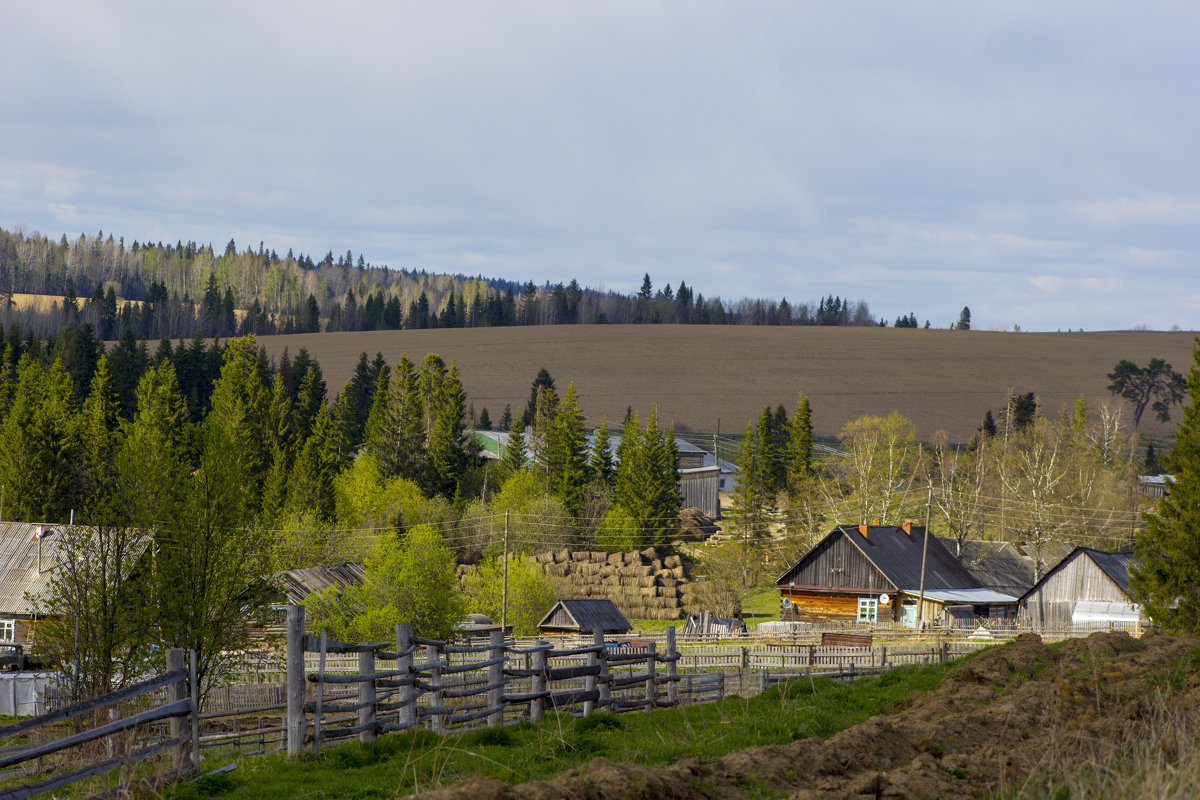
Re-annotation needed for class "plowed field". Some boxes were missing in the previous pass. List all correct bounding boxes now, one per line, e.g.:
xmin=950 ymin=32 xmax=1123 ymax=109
xmin=256 ymin=326 xmax=1196 ymax=442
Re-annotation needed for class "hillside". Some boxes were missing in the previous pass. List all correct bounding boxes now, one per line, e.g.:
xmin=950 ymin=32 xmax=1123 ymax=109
xmin=255 ymin=325 xmax=1196 ymax=443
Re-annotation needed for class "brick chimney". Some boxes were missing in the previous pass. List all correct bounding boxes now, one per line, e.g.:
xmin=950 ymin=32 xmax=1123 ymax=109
xmin=859 ymin=523 xmax=869 ymax=539
xmin=902 ymin=521 xmax=912 ymax=535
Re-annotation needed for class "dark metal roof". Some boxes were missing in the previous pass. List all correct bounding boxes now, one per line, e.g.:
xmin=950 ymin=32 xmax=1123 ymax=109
xmin=936 ymin=537 xmax=1038 ymax=596
xmin=1080 ymin=549 xmax=1134 ymax=593
xmin=776 ymin=525 xmax=984 ymax=592
xmin=537 ymin=598 xmax=632 ymax=634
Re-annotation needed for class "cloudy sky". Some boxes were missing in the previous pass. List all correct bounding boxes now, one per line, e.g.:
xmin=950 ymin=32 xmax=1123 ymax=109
xmin=2 ymin=2 xmax=1197 ymax=331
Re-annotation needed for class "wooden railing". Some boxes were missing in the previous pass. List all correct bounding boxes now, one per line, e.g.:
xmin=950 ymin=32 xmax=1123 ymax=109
xmin=0 ymin=649 xmax=198 ymax=800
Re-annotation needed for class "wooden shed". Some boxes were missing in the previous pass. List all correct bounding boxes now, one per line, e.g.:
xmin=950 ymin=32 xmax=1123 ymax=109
xmin=775 ymin=524 xmax=1019 ymax=627
xmin=537 ymin=599 xmax=632 ymax=635
xmin=679 ymin=466 xmax=720 ymax=518
xmin=1019 ymin=548 xmax=1144 ymax=631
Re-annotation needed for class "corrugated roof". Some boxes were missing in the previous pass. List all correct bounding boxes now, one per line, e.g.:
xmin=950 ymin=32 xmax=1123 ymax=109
xmin=272 ymin=563 xmax=365 ymax=605
xmin=937 ymin=537 xmax=1038 ymax=596
xmin=776 ymin=525 xmax=984 ymax=592
xmin=0 ymin=523 xmax=152 ymax=616
xmin=537 ymin=598 xmax=632 ymax=633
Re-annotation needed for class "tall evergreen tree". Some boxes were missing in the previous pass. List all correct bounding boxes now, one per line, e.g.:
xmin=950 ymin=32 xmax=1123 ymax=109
xmin=0 ymin=357 xmax=79 ymax=521
xmin=521 ymin=368 xmax=556 ymax=430
xmin=1130 ymin=339 xmax=1200 ymax=634
xmin=546 ymin=383 xmax=589 ymax=516
xmin=588 ymin=416 xmax=615 ymax=484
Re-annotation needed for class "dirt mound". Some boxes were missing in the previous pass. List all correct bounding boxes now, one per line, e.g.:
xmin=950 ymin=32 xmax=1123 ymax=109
xmin=413 ymin=632 xmax=1200 ymax=800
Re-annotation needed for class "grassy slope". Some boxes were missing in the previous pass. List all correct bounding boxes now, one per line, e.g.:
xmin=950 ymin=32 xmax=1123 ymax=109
xmin=171 ymin=662 xmax=955 ymax=800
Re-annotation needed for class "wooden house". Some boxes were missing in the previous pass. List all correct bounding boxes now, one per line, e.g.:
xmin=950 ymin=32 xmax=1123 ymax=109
xmin=537 ymin=598 xmax=632 ymax=635
xmin=0 ymin=522 xmax=154 ymax=649
xmin=1019 ymin=548 xmax=1144 ymax=631
xmin=775 ymin=524 xmax=1019 ymax=627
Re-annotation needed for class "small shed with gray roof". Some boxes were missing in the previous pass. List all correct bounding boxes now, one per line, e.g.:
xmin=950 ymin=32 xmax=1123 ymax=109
xmin=537 ymin=598 xmax=632 ymax=635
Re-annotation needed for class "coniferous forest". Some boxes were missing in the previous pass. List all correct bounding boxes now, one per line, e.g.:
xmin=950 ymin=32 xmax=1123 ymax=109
xmin=0 ymin=226 xmax=880 ymax=347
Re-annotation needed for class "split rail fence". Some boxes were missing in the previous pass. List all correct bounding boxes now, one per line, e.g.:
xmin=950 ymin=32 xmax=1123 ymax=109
xmin=278 ymin=606 xmax=976 ymax=756
xmin=0 ymin=649 xmax=198 ymax=800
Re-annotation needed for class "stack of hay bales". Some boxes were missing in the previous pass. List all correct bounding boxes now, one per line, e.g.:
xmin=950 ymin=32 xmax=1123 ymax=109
xmin=532 ymin=547 xmax=691 ymax=620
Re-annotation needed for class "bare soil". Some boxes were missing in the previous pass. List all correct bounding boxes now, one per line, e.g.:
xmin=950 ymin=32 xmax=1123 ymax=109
xmin=256 ymin=326 xmax=1196 ymax=442
xmin=412 ymin=631 xmax=1200 ymax=800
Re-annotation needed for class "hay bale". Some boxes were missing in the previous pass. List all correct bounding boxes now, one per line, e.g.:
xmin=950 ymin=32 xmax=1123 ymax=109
xmin=650 ymin=559 xmax=663 ymax=571
xmin=640 ymin=586 xmax=657 ymax=597
xmin=534 ymin=552 xmax=554 ymax=565
xmin=589 ymin=551 xmax=607 ymax=563
xmin=672 ymin=566 xmax=687 ymax=580
xmin=556 ymin=548 xmax=570 ymax=564
xmin=663 ymin=555 xmax=681 ymax=569
xmin=637 ymin=575 xmax=657 ymax=588
xmin=606 ymin=552 xmax=623 ymax=566
xmin=599 ymin=565 xmax=616 ymax=577
xmin=546 ymin=564 xmax=569 ymax=577
xmin=640 ymin=547 xmax=658 ymax=563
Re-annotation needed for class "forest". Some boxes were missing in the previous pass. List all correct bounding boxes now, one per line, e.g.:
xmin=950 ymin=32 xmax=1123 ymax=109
xmin=0 ymin=226 xmax=884 ymax=343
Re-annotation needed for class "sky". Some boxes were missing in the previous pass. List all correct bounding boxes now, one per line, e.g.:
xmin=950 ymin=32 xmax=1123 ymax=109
xmin=2 ymin=2 xmax=1197 ymax=332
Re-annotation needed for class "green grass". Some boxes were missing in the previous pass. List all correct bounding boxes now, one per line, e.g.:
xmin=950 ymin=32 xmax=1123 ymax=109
xmin=170 ymin=660 xmax=955 ymax=800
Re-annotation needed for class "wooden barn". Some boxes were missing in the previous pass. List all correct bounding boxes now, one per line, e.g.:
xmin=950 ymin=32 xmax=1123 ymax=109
xmin=537 ymin=598 xmax=632 ymax=636
xmin=775 ymin=524 xmax=1019 ymax=627
xmin=1019 ymin=548 xmax=1144 ymax=631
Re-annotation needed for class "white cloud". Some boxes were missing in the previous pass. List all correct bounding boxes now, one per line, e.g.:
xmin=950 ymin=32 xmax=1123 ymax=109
xmin=1077 ymin=194 xmax=1200 ymax=226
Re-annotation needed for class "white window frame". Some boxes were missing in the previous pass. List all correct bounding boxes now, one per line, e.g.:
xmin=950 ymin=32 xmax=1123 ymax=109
xmin=856 ymin=597 xmax=878 ymax=624
xmin=0 ymin=619 xmax=15 ymax=643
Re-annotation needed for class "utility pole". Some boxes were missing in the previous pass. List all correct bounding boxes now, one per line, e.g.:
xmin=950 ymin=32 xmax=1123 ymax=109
xmin=916 ymin=486 xmax=932 ymax=629
xmin=502 ymin=510 xmax=509 ymax=629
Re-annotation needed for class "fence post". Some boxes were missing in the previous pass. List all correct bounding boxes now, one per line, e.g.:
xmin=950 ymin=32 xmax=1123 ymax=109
xmin=759 ymin=668 xmax=768 ymax=694
xmin=685 ymin=673 xmax=693 ymax=704
xmin=593 ymin=630 xmax=610 ymax=712
xmin=428 ymin=644 xmax=444 ymax=734
xmin=583 ymin=631 xmax=599 ymax=716
xmin=167 ymin=648 xmax=187 ymax=769
xmin=313 ymin=630 xmax=327 ymax=757
xmin=189 ymin=649 xmax=200 ymax=769
xmin=396 ymin=623 xmax=415 ymax=730
xmin=531 ymin=642 xmax=548 ymax=722
xmin=488 ymin=630 xmax=505 ymax=728
xmin=644 ymin=641 xmax=657 ymax=712
xmin=358 ymin=646 xmax=377 ymax=743
xmin=940 ymin=641 xmax=950 ymax=663
xmin=881 ymin=645 xmax=888 ymax=668
xmin=286 ymin=605 xmax=306 ymax=757
xmin=665 ymin=626 xmax=678 ymax=707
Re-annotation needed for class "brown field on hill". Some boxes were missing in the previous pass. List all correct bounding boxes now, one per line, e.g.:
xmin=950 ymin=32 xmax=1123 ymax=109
xmin=256 ymin=325 xmax=1196 ymax=443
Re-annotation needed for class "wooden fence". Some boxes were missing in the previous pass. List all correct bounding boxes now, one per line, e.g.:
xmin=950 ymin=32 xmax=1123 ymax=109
xmin=279 ymin=606 xmax=976 ymax=756
xmin=0 ymin=649 xmax=198 ymax=800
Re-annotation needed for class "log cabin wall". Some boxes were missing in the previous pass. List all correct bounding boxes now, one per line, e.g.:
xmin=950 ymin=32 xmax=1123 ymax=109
xmin=781 ymin=530 xmax=893 ymax=593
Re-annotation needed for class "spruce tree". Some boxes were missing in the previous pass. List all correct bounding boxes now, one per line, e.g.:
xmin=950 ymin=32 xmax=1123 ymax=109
xmin=546 ymin=383 xmax=589 ymax=516
xmin=588 ymin=416 xmax=615 ymax=484
xmin=1130 ymin=339 xmax=1200 ymax=634
xmin=499 ymin=425 xmax=527 ymax=480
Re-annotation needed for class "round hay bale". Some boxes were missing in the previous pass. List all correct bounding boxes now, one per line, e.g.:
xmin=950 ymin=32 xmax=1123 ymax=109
xmin=650 ymin=559 xmax=663 ymax=571
xmin=599 ymin=565 xmax=616 ymax=577
xmin=663 ymin=555 xmax=681 ymax=569
xmin=640 ymin=586 xmax=657 ymax=597
xmin=606 ymin=552 xmax=623 ymax=566
xmin=672 ymin=566 xmax=687 ymax=580
xmin=640 ymin=547 xmax=658 ymax=562
xmin=637 ymin=575 xmax=657 ymax=588
xmin=555 ymin=548 xmax=570 ymax=564
xmin=589 ymin=551 xmax=607 ymax=563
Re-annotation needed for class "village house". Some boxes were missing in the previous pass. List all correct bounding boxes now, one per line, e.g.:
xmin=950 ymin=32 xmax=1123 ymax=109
xmin=0 ymin=523 xmax=64 ymax=647
xmin=775 ymin=524 xmax=1019 ymax=627
xmin=1019 ymin=547 xmax=1145 ymax=632
xmin=936 ymin=537 xmax=1043 ymax=598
